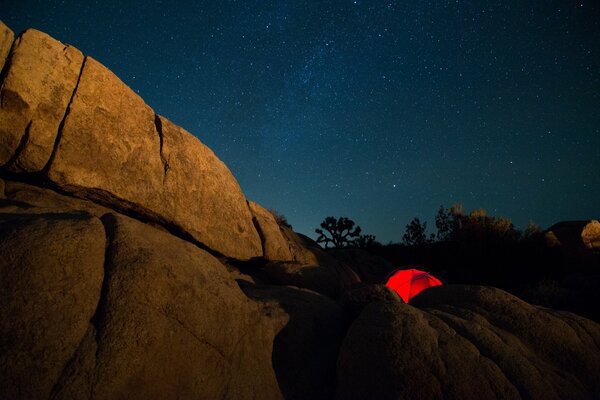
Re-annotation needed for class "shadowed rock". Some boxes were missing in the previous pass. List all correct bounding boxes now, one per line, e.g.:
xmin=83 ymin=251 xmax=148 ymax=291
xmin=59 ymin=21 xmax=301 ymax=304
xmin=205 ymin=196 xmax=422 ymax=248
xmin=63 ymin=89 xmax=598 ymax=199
xmin=0 ymin=29 xmax=84 ymax=171
xmin=337 ymin=285 xmax=600 ymax=400
xmin=242 ymin=283 xmax=344 ymax=400
xmin=0 ymin=212 xmax=105 ymax=400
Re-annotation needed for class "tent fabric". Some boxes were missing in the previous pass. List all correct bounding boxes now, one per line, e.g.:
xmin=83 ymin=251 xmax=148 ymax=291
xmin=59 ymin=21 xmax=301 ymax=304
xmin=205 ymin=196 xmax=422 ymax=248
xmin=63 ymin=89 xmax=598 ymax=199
xmin=385 ymin=268 xmax=443 ymax=303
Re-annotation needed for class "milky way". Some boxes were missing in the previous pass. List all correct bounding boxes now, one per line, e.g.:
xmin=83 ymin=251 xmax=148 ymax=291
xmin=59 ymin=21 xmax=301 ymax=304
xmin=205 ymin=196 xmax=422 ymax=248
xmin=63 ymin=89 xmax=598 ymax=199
xmin=2 ymin=0 xmax=599 ymax=242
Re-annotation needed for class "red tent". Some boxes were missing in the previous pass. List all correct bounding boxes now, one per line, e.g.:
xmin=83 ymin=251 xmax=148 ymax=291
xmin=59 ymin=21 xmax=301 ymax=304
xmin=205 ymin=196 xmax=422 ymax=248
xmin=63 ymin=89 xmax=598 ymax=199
xmin=385 ymin=268 xmax=443 ymax=303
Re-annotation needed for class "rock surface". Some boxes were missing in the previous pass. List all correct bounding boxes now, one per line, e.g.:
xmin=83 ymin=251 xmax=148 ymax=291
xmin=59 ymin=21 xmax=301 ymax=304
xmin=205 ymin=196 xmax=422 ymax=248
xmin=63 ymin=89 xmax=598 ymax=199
xmin=0 ymin=212 xmax=106 ymax=400
xmin=329 ymin=248 xmax=395 ymax=283
xmin=50 ymin=212 xmax=282 ymax=400
xmin=159 ymin=116 xmax=262 ymax=260
xmin=242 ymin=283 xmax=344 ymax=400
xmin=248 ymin=201 xmax=293 ymax=261
xmin=0 ymin=29 xmax=84 ymax=171
xmin=340 ymin=283 xmax=402 ymax=323
xmin=337 ymin=285 xmax=600 ymax=400
xmin=0 ymin=21 xmax=13 ymax=71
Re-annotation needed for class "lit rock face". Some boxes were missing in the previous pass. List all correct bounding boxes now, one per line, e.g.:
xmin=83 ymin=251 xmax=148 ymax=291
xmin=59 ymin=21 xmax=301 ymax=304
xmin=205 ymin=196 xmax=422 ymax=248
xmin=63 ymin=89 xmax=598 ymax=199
xmin=0 ymin=28 xmax=83 ymax=172
xmin=0 ymin=188 xmax=284 ymax=400
xmin=0 ymin=25 xmax=262 ymax=260
xmin=248 ymin=201 xmax=294 ymax=261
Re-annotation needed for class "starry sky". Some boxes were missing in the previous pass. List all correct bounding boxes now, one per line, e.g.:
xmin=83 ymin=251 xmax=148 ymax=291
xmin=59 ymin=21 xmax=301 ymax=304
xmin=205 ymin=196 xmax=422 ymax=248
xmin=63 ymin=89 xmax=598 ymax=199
xmin=2 ymin=0 xmax=599 ymax=243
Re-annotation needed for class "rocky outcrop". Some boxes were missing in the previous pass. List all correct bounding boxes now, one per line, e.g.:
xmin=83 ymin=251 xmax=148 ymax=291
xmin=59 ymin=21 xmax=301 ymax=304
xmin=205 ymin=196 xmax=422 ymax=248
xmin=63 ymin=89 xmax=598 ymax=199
xmin=337 ymin=285 xmax=600 ymax=400
xmin=248 ymin=201 xmax=293 ymax=261
xmin=0 ymin=192 xmax=284 ymax=399
xmin=2 ymin=22 xmax=600 ymax=400
xmin=340 ymin=283 xmax=401 ymax=323
xmin=546 ymin=220 xmax=600 ymax=251
xmin=0 ymin=25 xmax=261 ymax=260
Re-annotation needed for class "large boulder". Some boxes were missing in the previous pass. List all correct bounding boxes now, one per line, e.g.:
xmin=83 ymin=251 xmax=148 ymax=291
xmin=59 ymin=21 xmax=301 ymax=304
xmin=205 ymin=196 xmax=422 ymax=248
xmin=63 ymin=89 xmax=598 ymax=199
xmin=337 ymin=285 xmax=600 ymax=400
xmin=0 ymin=212 xmax=106 ymax=400
xmin=242 ymin=283 xmax=344 ymax=400
xmin=48 ymin=212 xmax=282 ymax=400
xmin=0 ymin=29 xmax=84 ymax=172
xmin=0 ymin=24 xmax=262 ymax=260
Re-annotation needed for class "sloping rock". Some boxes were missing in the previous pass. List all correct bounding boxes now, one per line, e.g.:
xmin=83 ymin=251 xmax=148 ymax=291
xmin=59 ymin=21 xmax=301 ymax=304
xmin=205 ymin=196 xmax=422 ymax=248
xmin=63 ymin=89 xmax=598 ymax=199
xmin=159 ymin=116 xmax=262 ymax=260
xmin=242 ymin=283 xmax=344 ymax=400
xmin=0 ymin=212 xmax=105 ymax=400
xmin=46 ymin=56 xmax=165 ymax=212
xmin=337 ymin=285 xmax=600 ymax=400
xmin=329 ymin=248 xmax=395 ymax=283
xmin=49 ymin=212 xmax=282 ymax=400
xmin=263 ymin=260 xmax=360 ymax=298
xmin=340 ymin=283 xmax=401 ymax=323
xmin=0 ymin=21 xmax=13 ymax=71
xmin=0 ymin=29 xmax=84 ymax=171
xmin=1 ymin=178 xmax=113 ymax=217
xmin=40 ymin=55 xmax=261 ymax=260
xmin=248 ymin=201 xmax=293 ymax=261
xmin=280 ymin=226 xmax=323 ymax=265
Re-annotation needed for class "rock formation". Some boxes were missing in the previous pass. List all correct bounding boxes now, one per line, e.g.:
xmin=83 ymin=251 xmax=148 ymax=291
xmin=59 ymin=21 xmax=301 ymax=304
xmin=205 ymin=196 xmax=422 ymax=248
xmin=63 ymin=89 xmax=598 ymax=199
xmin=1 ymin=20 xmax=599 ymax=400
xmin=337 ymin=285 xmax=600 ymax=400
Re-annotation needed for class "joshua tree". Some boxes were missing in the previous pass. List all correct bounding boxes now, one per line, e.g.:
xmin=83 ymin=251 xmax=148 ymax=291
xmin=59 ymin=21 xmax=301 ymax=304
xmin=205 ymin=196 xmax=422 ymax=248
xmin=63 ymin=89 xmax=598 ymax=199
xmin=315 ymin=216 xmax=362 ymax=248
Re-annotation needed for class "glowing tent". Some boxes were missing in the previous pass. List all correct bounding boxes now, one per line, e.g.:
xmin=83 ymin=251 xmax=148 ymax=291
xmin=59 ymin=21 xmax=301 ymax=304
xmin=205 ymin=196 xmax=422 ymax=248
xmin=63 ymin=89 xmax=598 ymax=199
xmin=385 ymin=268 xmax=443 ymax=303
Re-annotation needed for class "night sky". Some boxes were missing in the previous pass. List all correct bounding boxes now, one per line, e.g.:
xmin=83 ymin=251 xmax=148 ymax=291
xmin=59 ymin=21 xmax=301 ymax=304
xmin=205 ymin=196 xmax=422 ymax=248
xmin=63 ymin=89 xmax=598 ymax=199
xmin=2 ymin=1 xmax=599 ymax=243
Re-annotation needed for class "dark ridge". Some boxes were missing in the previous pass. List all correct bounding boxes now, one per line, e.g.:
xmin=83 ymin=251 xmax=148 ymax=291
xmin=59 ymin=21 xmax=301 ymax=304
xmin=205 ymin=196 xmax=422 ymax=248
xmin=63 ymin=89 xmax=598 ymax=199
xmin=154 ymin=114 xmax=170 ymax=181
xmin=92 ymin=213 xmax=117 ymax=350
xmin=2 ymin=119 xmax=31 ymax=169
xmin=42 ymin=56 xmax=87 ymax=174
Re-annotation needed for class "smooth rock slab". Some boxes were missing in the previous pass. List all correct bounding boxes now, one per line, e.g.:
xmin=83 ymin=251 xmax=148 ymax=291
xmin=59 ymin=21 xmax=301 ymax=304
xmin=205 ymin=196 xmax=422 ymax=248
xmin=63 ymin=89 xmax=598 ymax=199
xmin=0 ymin=212 xmax=105 ymax=400
xmin=47 ymin=56 xmax=164 ymax=210
xmin=159 ymin=116 xmax=262 ymax=260
xmin=0 ymin=29 xmax=83 ymax=171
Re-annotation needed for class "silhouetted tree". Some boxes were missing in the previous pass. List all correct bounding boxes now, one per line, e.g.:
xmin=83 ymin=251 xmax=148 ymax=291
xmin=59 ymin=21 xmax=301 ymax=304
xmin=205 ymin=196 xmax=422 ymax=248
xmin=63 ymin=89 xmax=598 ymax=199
xmin=402 ymin=217 xmax=428 ymax=246
xmin=315 ymin=216 xmax=362 ymax=248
